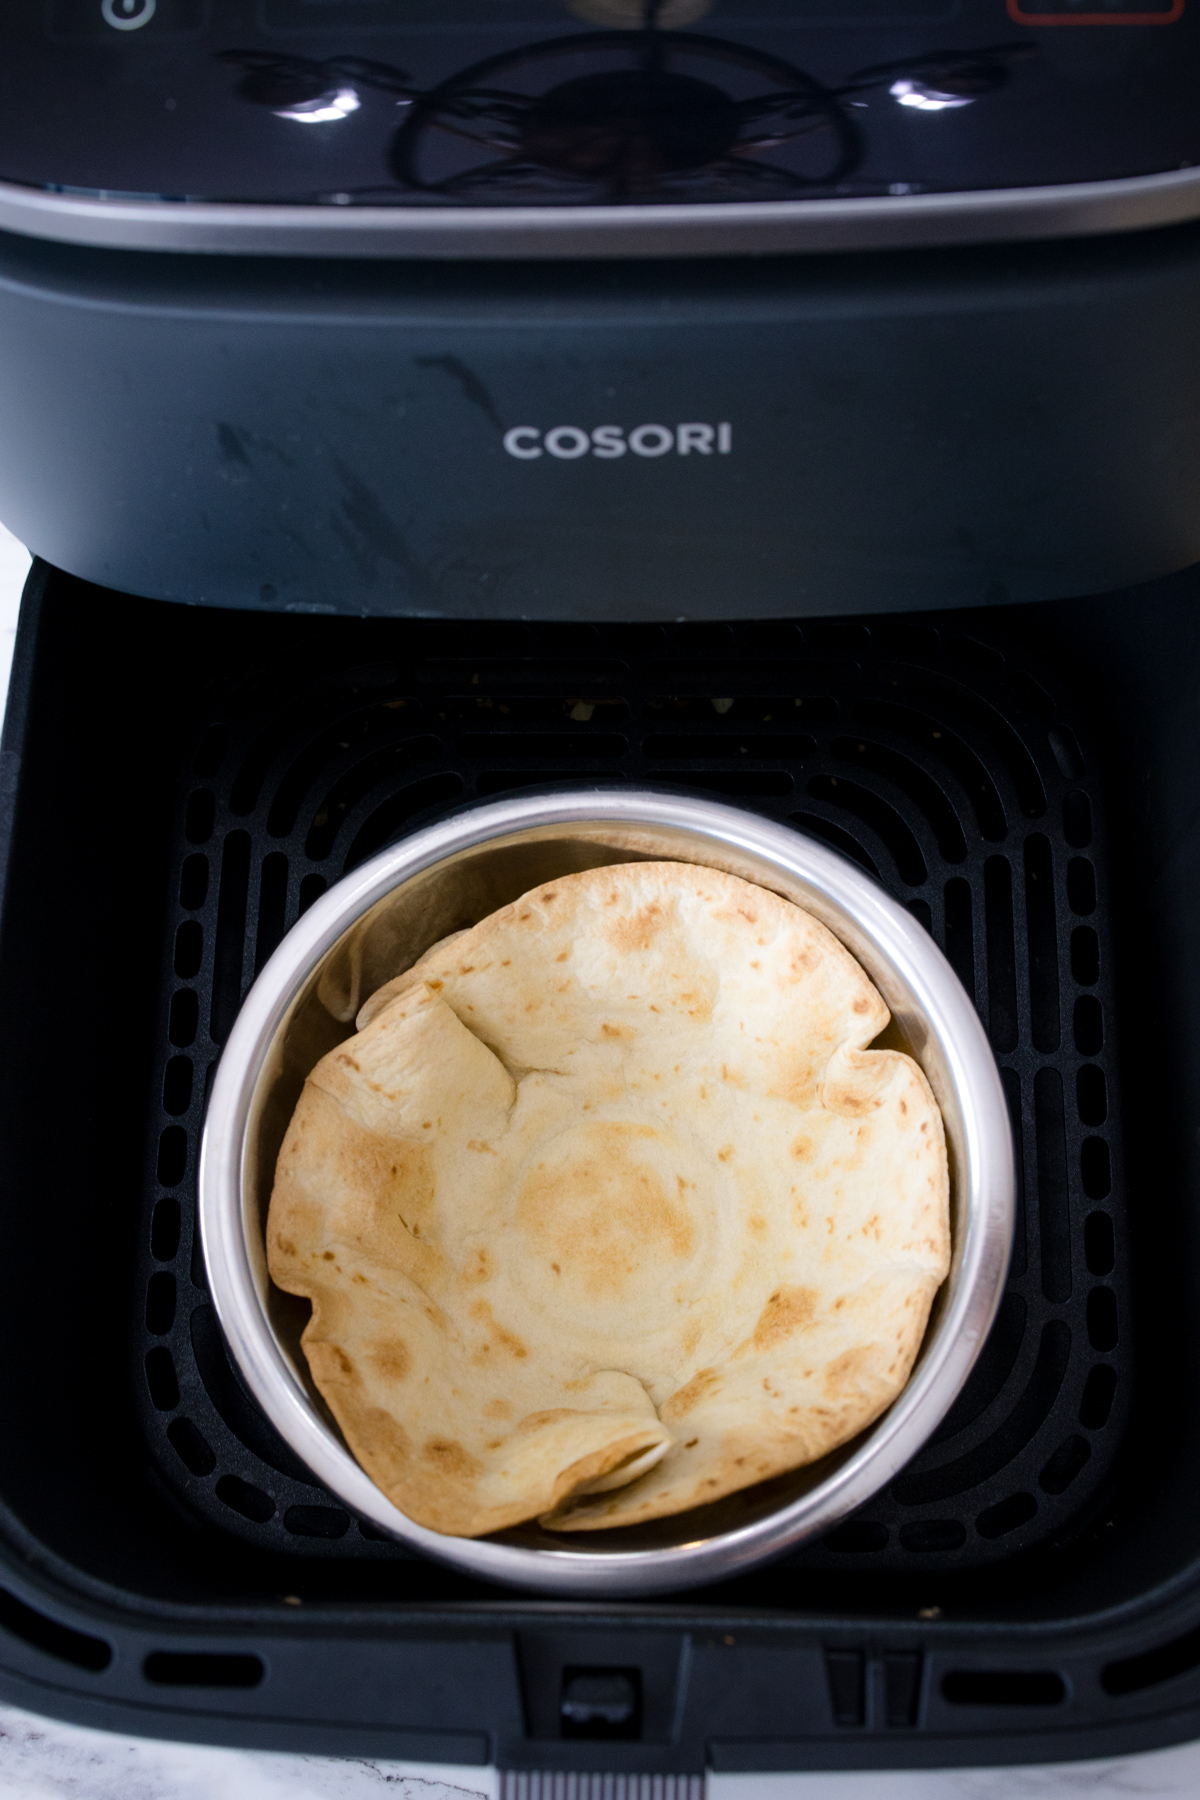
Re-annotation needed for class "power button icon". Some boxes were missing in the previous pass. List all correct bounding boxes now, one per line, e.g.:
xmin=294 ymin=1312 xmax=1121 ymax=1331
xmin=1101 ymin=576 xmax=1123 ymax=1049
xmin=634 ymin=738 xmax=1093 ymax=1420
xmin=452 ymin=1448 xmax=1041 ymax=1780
xmin=101 ymin=0 xmax=157 ymax=27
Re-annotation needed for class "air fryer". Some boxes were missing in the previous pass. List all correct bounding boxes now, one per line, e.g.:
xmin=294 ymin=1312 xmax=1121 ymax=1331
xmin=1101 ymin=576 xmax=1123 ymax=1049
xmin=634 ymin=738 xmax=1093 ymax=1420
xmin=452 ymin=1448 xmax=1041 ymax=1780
xmin=0 ymin=0 xmax=1196 ymax=1779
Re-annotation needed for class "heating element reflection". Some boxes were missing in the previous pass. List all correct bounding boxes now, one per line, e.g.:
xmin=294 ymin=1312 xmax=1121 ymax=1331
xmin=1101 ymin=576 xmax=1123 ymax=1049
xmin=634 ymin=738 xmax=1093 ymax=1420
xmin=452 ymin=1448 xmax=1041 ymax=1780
xmin=276 ymin=87 xmax=361 ymax=124
xmin=218 ymin=26 xmax=1033 ymax=203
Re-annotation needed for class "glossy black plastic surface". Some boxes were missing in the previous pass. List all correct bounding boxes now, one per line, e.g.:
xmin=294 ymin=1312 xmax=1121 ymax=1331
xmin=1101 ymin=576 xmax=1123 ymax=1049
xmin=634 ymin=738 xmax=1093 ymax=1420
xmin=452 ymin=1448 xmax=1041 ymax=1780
xmin=0 ymin=0 xmax=1197 ymax=207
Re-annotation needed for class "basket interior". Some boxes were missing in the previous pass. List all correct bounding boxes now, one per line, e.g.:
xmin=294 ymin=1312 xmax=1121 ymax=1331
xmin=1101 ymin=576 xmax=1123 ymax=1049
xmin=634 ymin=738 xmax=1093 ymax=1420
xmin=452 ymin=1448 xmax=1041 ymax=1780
xmin=0 ymin=567 xmax=1170 ymax=1626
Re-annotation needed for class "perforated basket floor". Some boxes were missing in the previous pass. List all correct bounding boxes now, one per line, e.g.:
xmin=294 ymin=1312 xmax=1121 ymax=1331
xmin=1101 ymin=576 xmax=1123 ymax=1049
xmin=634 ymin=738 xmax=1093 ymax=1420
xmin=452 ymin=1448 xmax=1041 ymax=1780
xmin=133 ymin=616 xmax=1129 ymax=1577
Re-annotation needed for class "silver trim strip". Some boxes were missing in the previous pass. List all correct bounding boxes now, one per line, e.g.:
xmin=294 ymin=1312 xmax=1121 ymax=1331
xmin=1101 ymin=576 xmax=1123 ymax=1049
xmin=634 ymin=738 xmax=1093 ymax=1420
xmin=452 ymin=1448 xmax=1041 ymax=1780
xmin=501 ymin=1778 xmax=704 ymax=1800
xmin=2 ymin=165 xmax=1200 ymax=258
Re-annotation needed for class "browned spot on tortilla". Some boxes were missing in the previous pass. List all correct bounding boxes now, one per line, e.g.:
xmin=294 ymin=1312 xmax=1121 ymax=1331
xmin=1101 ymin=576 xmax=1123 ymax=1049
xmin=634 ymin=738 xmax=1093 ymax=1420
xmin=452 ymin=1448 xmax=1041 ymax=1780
xmin=607 ymin=901 xmax=668 ymax=954
xmin=899 ymin=1099 xmax=908 ymax=1116
xmin=337 ymin=1402 xmax=411 ymax=1489
xmin=824 ymin=1346 xmax=874 ymax=1400
xmin=467 ymin=1139 xmax=498 ymax=1154
xmin=321 ymin=1249 xmax=335 ymax=1261
xmin=684 ymin=1437 xmax=699 ymax=1449
xmin=791 ymin=1136 xmax=814 ymax=1161
xmin=752 ymin=1286 xmax=818 ymax=1351
xmin=516 ymin=1408 xmax=577 ymax=1434
xmin=600 ymin=1021 xmax=633 ymax=1040
xmin=461 ymin=1247 xmax=492 ymax=1285
xmin=556 ymin=950 xmax=570 ymax=962
xmin=422 ymin=1437 xmax=481 ymax=1479
xmin=717 ymin=1144 xmax=734 ymax=1162
xmin=516 ymin=1121 xmax=695 ymax=1296
xmin=852 ymin=996 xmax=871 ymax=1015
xmin=483 ymin=1398 xmax=511 ymax=1420
xmin=768 ymin=1061 xmax=817 ymax=1107
xmin=306 ymin=1340 xmax=358 ymax=1386
xmin=470 ymin=1299 xmax=528 ymax=1359
xmin=366 ymin=1338 xmax=411 ymax=1383
xmin=296 ymin=1105 xmax=439 ymax=1270
xmin=665 ymin=1366 xmax=721 ymax=1418
xmin=721 ymin=1063 xmax=746 ymax=1087
xmin=838 ymin=1090 xmax=877 ymax=1117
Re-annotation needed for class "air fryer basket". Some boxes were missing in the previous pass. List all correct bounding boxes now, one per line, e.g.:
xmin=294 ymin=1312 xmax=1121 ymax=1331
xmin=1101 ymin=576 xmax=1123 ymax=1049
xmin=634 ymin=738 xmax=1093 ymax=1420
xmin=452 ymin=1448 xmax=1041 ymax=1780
xmin=176 ymin=616 xmax=1112 ymax=1577
xmin=0 ymin=563 xmax=1198 ymax=1772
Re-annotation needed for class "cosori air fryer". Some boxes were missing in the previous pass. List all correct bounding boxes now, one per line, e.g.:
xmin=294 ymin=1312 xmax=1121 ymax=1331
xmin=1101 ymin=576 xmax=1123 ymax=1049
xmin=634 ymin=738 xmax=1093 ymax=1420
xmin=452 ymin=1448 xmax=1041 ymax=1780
xmin=0 ymin=0 xmax=1198 ymax=1778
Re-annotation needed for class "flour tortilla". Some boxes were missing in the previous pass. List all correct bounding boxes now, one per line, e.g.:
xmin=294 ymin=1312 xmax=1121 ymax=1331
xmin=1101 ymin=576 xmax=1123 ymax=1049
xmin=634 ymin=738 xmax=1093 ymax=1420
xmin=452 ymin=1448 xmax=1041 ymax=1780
xmin=267 ymin=862 xmax=950 ymax=1537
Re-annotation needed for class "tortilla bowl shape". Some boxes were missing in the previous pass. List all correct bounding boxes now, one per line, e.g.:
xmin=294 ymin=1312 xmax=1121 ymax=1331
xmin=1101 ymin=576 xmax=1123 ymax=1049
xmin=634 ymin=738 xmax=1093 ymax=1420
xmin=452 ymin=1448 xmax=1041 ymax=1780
xmin=266 ymin=859 xmax=951 ymax=1540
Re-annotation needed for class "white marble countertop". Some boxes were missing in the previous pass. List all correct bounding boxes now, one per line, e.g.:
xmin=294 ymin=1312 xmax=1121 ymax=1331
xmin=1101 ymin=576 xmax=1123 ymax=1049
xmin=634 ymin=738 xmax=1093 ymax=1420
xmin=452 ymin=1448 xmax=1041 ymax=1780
xmin=4 ymin=1701 xmax=1200 ymax=1800
xmin=0 ymin=529 xmax=1197 ymax=1796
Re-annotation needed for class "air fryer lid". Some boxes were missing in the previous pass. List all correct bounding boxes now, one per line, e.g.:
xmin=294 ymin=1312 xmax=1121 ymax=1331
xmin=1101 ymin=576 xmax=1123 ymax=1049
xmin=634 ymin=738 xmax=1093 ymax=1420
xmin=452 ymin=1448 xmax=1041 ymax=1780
xmin=5 ymin=0 xmax=1200 ymax=210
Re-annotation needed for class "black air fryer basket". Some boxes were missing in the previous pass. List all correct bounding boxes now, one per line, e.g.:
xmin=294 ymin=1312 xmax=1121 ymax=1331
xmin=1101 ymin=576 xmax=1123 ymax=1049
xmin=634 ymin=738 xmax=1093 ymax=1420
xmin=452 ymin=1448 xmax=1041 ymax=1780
xmin=2 ymin=560 xmax=1200 ymax=1774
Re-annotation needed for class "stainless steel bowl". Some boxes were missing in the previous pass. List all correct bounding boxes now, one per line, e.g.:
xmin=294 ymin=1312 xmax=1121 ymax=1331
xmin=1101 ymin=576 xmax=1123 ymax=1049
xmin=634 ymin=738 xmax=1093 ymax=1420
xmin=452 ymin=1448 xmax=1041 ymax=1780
xmin=200 ymin=790 xmax=1014 ymax=1597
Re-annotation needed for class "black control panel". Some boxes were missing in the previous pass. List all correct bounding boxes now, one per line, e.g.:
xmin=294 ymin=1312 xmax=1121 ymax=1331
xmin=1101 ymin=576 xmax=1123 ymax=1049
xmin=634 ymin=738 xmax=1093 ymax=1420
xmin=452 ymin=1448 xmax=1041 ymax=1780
xmin=0 ymin=0 xmax=1197 ymax=207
